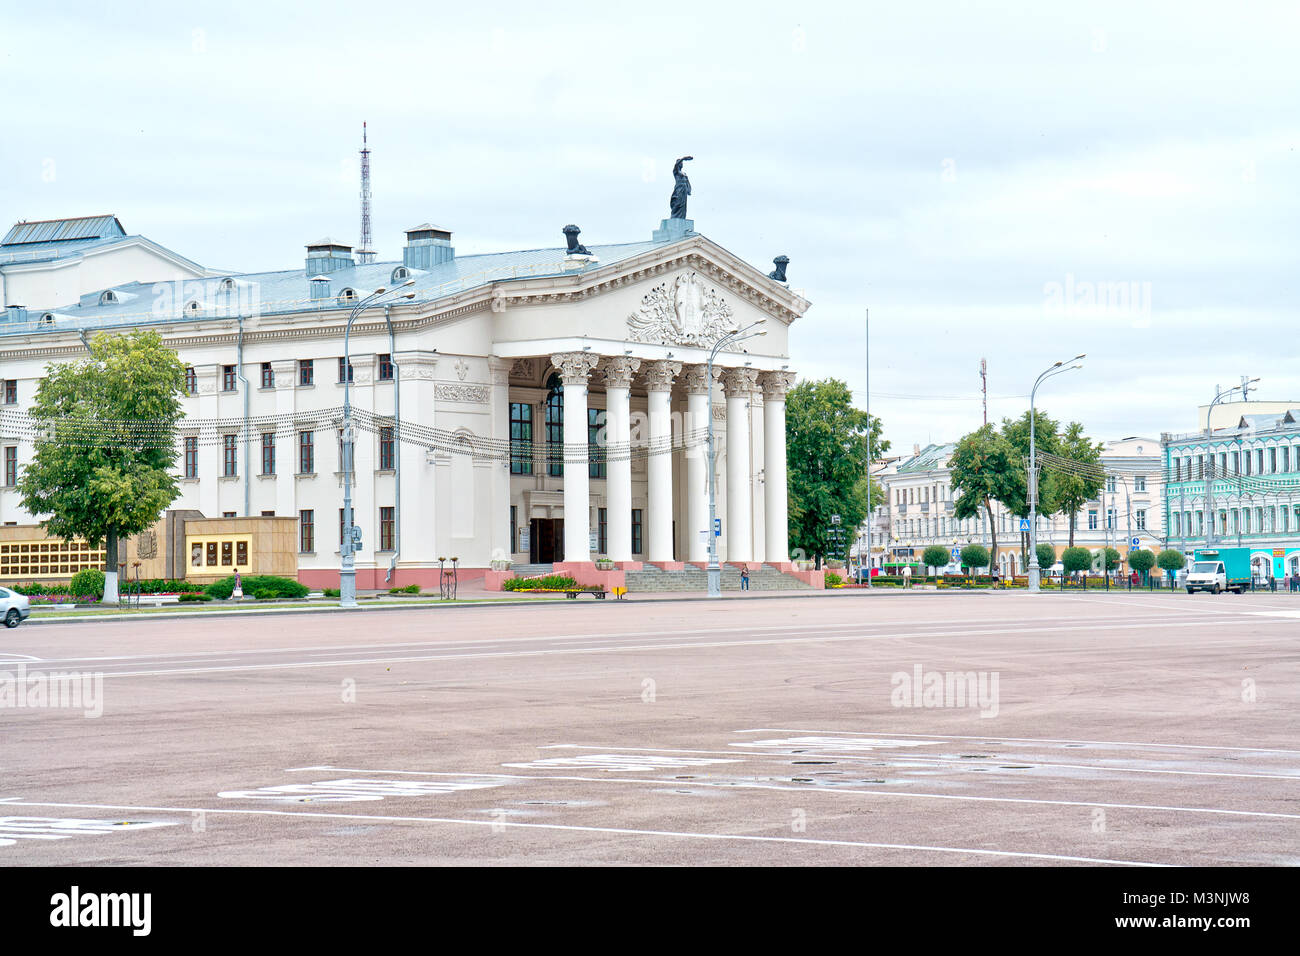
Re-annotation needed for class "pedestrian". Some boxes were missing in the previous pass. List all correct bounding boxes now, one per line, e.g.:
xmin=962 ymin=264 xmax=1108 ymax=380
xmin=902 ymin=564 xmax=912 ymax=589
xmin=740 ymin=567 xmax=750 ymax=591
xmin=232 ymin=568 xmax=243 ymax=602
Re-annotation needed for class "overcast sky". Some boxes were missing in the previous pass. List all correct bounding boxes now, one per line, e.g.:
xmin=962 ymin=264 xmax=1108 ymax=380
xmin=3 ymin=1 xmax=1296 ymax=454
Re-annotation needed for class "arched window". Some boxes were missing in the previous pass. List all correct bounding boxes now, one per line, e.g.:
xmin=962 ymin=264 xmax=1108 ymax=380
xmin=185 ymin=300 xmax=202 ymax=314
xmin=220 ymin=277 xmax=236 ymax=291
xmin=391 ymin=266 xmax=409 ymax=283
xmin=337 ymin=288 xmax=357 ymax=306
xmin=99 ymin=290 xmax=118 ymax=305
xmin=545 ymin=372 xmax=564 ymax=477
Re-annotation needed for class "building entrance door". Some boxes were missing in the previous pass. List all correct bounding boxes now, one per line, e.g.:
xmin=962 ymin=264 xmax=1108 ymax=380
xmin=530 ymin=518 xmax=563 ymax=564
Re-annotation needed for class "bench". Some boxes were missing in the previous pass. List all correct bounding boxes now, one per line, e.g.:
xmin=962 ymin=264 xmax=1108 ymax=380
xmin=564 ymin=590 xmax=606 ymax=600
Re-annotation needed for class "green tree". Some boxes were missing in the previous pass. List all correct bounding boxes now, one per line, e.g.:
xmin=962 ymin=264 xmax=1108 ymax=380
xmin=18 ymin=330 xmax=186 ymax=603
xmin=1048 ymin=422 xmax=1105 ymax=547
xmin=1128 ymin=549 xmax=1156 ymax=582
xmin=1157 ymin=548 xmax=1187 ymax=582
xmin=922 ymin=545 xmax=951 ymax=575
xmin=948 ymin=424 xmax=1018 ymax=572
xmin=1062 ymin=546 xmax=1092 ymax=578
xmin=786 ymin=379 xmax=888 ymax=566
xmin=1036 ymin=542 xmax=1056 ymax=572
xmin=959 ymin=543 xmax=989 ymax=572
xmin=1000 ymin=410 xmax=1060 ymax=571
xmin=1095 ymin=547 xmax=1121 ymax=572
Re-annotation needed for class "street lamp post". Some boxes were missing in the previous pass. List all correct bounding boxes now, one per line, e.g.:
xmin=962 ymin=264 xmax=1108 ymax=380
xmin=1203 ymin=379 xmax=1258 ymax=551
xmin=1028 ymin=354 xmax=1085 ymax=593
xmin=706 ymin=320 xmax=766 ymax=598
xmin=339 ymin=281 xmax=415 ymax=608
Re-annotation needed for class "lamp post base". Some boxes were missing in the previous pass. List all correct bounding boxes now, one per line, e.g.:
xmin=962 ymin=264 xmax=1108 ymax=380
xmin=707 ymin=564 xmax=722 ymax=598
xmin=1028 ymin=564 xmax=1040 ymax=593
xmin=339 ymin=567 xmax=359 ymax=608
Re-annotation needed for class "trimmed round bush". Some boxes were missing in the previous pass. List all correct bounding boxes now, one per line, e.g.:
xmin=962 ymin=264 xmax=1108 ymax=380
xmin=1062 ymin=547 xmax=1092 ymax=575
xmin=205 ymin=575 xmax=308 ymax=600
xmin=70 ymin=568 xmax=106 ymax=600
xmin=1128 ymin=549 xmax=1156 ymax=574
xmin=922 ymin=545 xmax=951 ymax=572
xmin=959 ymin=544 xmax=989 ymax=571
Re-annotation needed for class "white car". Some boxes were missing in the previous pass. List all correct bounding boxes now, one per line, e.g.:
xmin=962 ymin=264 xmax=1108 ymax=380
xmin=0 ymin=586 xmax=31 ymax=628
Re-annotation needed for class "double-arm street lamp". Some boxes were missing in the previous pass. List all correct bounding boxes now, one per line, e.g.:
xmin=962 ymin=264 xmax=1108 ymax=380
xmin=339 ymin=280 xmax=416 ymax=608
xmin=706 ymin=319 xmax=767 ymax=598
xmin=1027 ymin=353 xmax=1085 ymax=593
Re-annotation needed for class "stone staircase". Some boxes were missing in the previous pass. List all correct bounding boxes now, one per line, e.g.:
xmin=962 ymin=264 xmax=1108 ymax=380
xmin=624 ymin=563 xmax=812 ymax=592
xmin=510 ymin=563 xmax=555 ymax=578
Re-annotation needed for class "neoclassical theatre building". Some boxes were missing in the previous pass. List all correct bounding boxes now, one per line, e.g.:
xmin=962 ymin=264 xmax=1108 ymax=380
xmin=0 ymin=200 xmax=810 ymax=589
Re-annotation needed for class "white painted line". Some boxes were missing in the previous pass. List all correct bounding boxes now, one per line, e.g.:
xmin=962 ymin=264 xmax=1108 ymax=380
xmin=0 ymin=799 xmax=1167 ymax=866
xmin=0 ymin=654 xmax=45 ymax=663
xmin=732 ymin=729 xmax=1300 ymax=757
xmin=1250 ymin=610 xmax=1300 ymax=619
xmin=49 ymin=617 xmax=1278 ymax=680
xmin=284 ymin=766 xmax=1300 ymax=822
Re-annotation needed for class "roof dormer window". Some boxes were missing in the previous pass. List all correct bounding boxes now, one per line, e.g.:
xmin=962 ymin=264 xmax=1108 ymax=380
xmin=337 ymin=288 xmax=358 ymax=306
xmin=391 ymin=266 xmax=410 ymax=282
xmin=185 ymin=300 xmax=202 ymax=315
xmin=99 ymin=290 xmax=118 ymax=305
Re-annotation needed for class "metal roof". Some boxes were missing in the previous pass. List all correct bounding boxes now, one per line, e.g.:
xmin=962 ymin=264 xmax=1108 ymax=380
xmin=0 ymin=237 xmax=673 ymax=337
xmin=1 ymin=215 xmax=125 ymax=247
xmin=896 ymin=442 xmax=956 ymax=473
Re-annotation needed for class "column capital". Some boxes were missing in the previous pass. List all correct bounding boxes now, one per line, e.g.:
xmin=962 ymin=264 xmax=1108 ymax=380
xmin=487 ymin=356 xmax=513 ymax=386
xmin=721 ymin=367 xmax=760 ymax=396
xmin=679 ymin=363 xmax=720 ymax=395
xmin=641 ymin=359 xmax=682 ymax=392
xmin=599 ymin=355 xmax=641 ymax=389
xmin=760 ymin=370 xmax=796 ymax=401
xmin=271 ymin=359 xmax=297 ymax=389
xmin=551 ymin=351 xmax=600 ymax=385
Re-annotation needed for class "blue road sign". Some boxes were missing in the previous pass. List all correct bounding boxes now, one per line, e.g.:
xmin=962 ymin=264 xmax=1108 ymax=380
xmin=1131 ymin=537 xmax=1140 ymax=548
xmin=713 ymin=518 xmax=721 ymax=537
xmin=951 ymin=548 xmax=960 ymax=559
xmin=1019 ymin=518 xmax=1030 ymax=532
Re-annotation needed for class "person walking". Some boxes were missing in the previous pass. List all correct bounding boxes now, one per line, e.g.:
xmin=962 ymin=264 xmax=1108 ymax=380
xmin=232 ymin=569 xmax=243 ymax=602
xmin=740 ymin=567 xmax=750 ymax=591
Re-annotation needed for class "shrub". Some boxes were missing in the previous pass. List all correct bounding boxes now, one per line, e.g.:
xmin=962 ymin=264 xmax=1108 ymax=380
xmin=1035 ymin=543 xmax=1057 ymax=571
xmin=1128 ymin=549 xmax=1156 ymax=575
xmin=388 ymin=584 xmax=421 ymax=595
xmin=70 ymin=568 xmax=106 ymax=600
xmin=205 ymin=575 xmax=308 ymax=600
xmin=922 ymin=545 xmax=951 ymax=573
xmin=178 ymin=592 xmax=213 ymax=602
xmin=323 ymin=587 xmax=341 ymax=598
xmin=502 ymin=574 xmax=577 ymax=591
xmin=1095 ymin=547 xmax=1121 ymax=571
xmin=825 ymin=571 xmax=843 ymax=587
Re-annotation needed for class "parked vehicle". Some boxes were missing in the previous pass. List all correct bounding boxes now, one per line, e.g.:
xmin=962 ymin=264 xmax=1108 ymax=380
xmin=0 ymin=586 xmax=31 ymax=627
xmin=1186 ymin=548 xmax=1251 ymax=595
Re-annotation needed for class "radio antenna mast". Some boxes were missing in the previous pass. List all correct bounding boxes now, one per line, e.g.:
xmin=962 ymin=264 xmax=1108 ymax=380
xmin=357 ymin=122 xmax=375 ymax=264
xmin=980 ymin=358 xmax=988 ymax=425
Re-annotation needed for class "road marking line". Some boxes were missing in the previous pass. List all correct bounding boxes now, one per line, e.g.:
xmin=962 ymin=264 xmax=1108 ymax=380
xmin=732 ymin=729 xmax=1300 ymax=757
xmin=277 ymin=768 xmax=1300 ymax=821
xmin=0 ymin=799 xmax=1166 ymax=866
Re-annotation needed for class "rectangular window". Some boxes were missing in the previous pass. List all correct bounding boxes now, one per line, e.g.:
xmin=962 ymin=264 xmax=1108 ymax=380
xmin=379 ymin=426 xmax=395 ymax=471
xmin=261 ymin=362 xmax=274 ymax=389
xmin=261 ymin=433 xmax=275 ymax=475
xmin=1106 ymin=508 xmax=1115 ymax=530
xmin=1105 ymin=476 xmax=1116 ymax=494
xmin=3 ymin=446 xmax=15 ymax=487
xmin=298 ymin=431 xmax=314 ymax=474
xmin=1172 ymin=459 xmax=1181 ymax=481
xmin=339 ymin=508 xmax=346 ymax=547
xmin=1219 ymin=452 xmax=1227 ymax=476
xmin=223 ymin=365 xmax=237 ymax=391
xmin=1087 ymin=510 xmax=1098 ymax=531
xmin=510 ymin=403 xmax=533 ymax=475
xmin=298 ymin=359 xmax=314 ymax=386
xmin=1243 ymin=509 xmax=1251 ymax=533
xmin=598 ymin=507 xmax=608 ymax=555
xmin=379 ymin=507 xmax=394 ymax=551
xmin=299 ymin=510 xmax=314 ymax=553
xmin=185 ymin=368 xmax=197 ymax=395
xmin=546 ymin=391 xmax=563 ymax=477
xmin=261 ymin=511 xmax=276 ymax=517
xmin=1135 ymin=509 xmax=1146 ymax=531
xmin=337 ymin=357 xmax=354 ymax=383
xmin=1134 ymin=475 xmax=1146 ymax=492
xmin=223 ymin=435 xmax=237 ymax=476
xmin=631 ymin=509 xmax=643 ymax=555
xmin=184 ymin=436 xmax=198 ymax=478
xmin=1244 ymin=451 xmax=1252 ymax=476
xmin=588 ymin=408 xmax=606 ymax=478
xmin=378 ymin=354 xmax=394 ymax=381
xmin=510 ymin=505 xmax=518 ymax=553
xmin=1 ymin=380 xmax=14 ymax=404
xmin=1257 ymin=449 xmax=1265 ymax=473
xmin=1283 ymin=447 xmax=1290 ymax=473
xmin=1173 ymin=513 xmax=1181 ymax=536
xmin=1269 ymin=447 xmax=1277 ymax=473
xmin=1231 ymin=451 xmax=1239 ymax=474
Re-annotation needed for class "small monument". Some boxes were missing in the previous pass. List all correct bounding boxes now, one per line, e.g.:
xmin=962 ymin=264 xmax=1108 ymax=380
xmin=653 ymin=156 xmax=696 ymax=242
xmin=768 ymin=255 xmax=790 ymax=283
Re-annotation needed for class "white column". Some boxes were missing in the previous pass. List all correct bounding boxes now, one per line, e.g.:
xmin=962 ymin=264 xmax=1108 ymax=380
xmin=680 ymin=364 xmax=717 ymax=562
xmin=488 ymin=357 xmax=513 ymax=564
xmin=601 ymin=356 xmax=640 ymax=562
xmin=643 ymin=360 xmax=681 ymax=563
xmin=762 ymin=371 xmax=795 ymax=563
xmin=395 ymin=351 xmax=438 ymax=571
xmin=552 ymin=351 xmax=599 ymax=563
xmin=723 ymin=368 xmax=759 ymax=562
xmin=272 ymin=360 xmax=297 ymax=520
